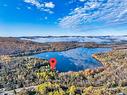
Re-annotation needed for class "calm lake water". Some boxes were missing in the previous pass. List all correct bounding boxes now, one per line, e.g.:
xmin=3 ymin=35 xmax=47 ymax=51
xmin=34 ymin=48 xmax=112 ymax=72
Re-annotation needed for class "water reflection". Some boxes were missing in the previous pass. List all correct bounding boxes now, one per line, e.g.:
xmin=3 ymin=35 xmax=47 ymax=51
xmin=34 ymin=48 xmax=112 ymax=72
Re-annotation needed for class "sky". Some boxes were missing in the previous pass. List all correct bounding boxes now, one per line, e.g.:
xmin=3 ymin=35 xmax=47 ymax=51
xmin=0 ymin=0 xmax=127 ymax=36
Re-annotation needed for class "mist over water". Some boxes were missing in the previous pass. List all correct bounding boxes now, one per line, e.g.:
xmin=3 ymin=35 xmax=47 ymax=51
xmin=21 ymin=36 xmax=127 ymax=44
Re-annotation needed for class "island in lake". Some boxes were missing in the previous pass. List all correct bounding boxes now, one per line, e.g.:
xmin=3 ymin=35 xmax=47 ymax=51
xmin=0 ymin=36 xmax=127 ymax=95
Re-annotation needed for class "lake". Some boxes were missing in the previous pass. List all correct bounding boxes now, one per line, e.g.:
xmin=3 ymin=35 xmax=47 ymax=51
xmin=34 ymin=47 xmax=112 ymax=72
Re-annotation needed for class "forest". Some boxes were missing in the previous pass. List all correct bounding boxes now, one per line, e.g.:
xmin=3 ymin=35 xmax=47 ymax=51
xmin=0 ymin=49 xmax=127 ymax=95
xmin=0 ymin=37 xmax=127 ymax=95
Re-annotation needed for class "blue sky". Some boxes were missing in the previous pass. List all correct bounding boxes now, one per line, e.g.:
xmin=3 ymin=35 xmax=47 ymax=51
xmin=0 ymin=0 xmax=127 ymax=36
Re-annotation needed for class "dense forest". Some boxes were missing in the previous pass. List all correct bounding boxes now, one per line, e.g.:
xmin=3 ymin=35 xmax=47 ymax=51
xmin=1 ymin=49 xmax=127 ymax=95
xmin=0 ymin=37 xmax=127 ymax=95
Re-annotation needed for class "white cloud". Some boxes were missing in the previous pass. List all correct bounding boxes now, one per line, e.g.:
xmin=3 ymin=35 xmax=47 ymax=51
xmin=27 ymin=6 xmax=32 ymax=10
xmin=24 ymin=0 xmax=55 ymax=13
xmin=79 ymin=0 xmax=86 ymax=2
xmin=24 ymin=0 xmax=44 ymax=8
xmin=59 ymin=0 xmax=127 ymax=31
xmin=42 ymin=8 xmax=54 ymax=14
xmin=45 ymin=2 xmax=55 ymax=8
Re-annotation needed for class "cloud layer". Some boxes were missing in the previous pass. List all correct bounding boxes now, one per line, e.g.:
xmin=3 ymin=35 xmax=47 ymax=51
xmin=59 ymin=0 xmax=127 ymax=30
xmin=24 ymin=0 xmax=55 ymax=13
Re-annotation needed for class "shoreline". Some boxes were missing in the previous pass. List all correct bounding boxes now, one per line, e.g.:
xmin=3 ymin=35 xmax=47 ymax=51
xmin=1 ymin=37 xmax=127 ymax=94
xmin=0 ymin=36 xmax=125 ymax=56
xmin=0 ymin=46 xmax=112 ymax=75
xmin=1 ymin=44 xmax=112 ymax=57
